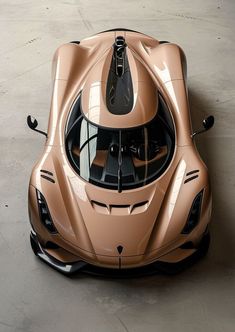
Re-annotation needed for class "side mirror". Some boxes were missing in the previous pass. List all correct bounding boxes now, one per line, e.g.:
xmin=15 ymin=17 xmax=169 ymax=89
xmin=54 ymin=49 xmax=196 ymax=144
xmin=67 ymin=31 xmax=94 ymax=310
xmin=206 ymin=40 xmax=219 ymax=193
xmin=27 ymin=115 xmax=38 ymax=130
xmin=203 ymin=115 xmax=214 ymax=131
xmin=192 ymin=115 xmax=215 ymax=139
xmin=27 ymin=115 xmax=47 ymax=137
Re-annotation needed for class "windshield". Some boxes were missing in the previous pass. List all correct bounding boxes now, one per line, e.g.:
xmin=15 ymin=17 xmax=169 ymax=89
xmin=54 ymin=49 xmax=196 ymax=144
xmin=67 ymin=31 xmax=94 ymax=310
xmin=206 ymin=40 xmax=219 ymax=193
xmin=65 ymin=96 xmax=175 ymax=191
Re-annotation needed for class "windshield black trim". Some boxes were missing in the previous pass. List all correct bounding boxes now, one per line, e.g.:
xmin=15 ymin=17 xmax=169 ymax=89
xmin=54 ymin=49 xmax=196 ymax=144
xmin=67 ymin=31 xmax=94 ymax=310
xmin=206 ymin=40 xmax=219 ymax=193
xmin=65 ymin=93 xmax=175 ymax=191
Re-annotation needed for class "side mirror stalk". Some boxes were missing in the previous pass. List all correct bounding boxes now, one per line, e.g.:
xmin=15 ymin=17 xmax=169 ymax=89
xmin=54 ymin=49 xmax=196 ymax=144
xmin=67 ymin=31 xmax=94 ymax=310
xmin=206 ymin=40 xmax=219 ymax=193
xmin=27 ymin=115 xmax=47 ymax=138
xmin=192 ymin=115 xmax=214 ymax=139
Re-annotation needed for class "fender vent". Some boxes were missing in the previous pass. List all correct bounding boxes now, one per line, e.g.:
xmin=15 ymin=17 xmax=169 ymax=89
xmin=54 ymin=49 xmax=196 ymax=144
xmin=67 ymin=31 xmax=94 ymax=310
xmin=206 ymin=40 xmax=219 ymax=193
xmin=184 ymin=170 xmax=199 ymax=184
xmin=40 ymin=170 xmax=55 ymax=183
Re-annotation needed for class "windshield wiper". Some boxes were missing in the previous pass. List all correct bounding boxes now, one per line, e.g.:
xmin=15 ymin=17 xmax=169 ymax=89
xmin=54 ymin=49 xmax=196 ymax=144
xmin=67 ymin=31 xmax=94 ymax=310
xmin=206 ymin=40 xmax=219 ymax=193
xmin=117 ymin=130 xmax=123 ymax=193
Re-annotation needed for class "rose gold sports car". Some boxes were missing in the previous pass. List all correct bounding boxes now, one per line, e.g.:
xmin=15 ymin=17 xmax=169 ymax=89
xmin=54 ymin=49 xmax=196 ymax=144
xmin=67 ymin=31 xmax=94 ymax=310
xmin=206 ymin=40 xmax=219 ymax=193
xmin=27 ymin=29 xmax=214 ymax=275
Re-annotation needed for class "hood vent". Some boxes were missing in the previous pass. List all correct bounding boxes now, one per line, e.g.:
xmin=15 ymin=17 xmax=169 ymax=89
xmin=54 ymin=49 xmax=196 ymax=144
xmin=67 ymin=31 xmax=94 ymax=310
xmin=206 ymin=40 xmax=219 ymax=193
xmin=184 ymin=170 xmax=199 ymax=184
xmin=91 ymin=200 xmax=149 ymax=215
xmin=106 ymin=36 xmax=134 ymax=115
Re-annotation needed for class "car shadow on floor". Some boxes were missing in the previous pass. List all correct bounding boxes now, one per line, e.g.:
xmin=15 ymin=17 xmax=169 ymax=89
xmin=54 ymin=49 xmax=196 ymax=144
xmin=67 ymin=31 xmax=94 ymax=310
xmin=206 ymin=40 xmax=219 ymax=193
xmin=188 ymin=88 xmax=235 ymax=272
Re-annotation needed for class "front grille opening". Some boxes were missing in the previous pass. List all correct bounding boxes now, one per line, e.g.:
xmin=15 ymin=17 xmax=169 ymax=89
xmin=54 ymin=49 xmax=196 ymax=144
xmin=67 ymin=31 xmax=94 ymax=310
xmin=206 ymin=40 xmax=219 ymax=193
xmin=45 ymin=241 xmax=60 ymax=249
xmin=180 ymin=242 xmax=195 ymax=249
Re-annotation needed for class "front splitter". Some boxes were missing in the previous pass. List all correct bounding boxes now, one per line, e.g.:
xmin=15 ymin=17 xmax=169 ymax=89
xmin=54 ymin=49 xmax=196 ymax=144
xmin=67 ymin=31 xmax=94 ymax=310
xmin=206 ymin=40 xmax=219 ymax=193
xmin=30 ymin=231 xmax=210 ymax=277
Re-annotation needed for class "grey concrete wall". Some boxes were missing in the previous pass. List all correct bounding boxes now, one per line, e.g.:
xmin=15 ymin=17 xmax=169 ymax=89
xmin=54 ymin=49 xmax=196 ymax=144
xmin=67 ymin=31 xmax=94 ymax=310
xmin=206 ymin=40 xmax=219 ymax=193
xmin=0 ymin=1 xmax=234 ymax=331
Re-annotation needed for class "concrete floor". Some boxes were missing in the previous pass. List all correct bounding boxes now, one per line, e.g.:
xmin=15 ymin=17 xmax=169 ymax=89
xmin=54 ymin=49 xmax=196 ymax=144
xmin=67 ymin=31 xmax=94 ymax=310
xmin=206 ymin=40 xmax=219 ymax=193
xmin=0 ymin=0 xmax=235 ymax=331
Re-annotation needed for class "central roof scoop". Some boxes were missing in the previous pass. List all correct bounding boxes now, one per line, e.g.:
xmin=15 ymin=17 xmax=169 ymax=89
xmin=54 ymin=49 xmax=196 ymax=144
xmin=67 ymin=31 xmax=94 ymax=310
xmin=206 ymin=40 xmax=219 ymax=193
xmin=106 ymin=36 xmax=134 ymax=115
xmin=81 ymin=34 xmax=158 ymax=129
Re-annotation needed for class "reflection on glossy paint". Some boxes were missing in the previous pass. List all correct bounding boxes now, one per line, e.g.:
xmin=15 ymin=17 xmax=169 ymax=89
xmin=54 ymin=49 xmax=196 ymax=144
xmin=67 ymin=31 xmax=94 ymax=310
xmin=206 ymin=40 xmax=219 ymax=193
xmin=168 ymin=159 xmax=186 ymax=219
xmin=154 ymin=63 xmax=180 ymax=114
xmin=154 ymin=62 xmax=172 ymax=83
xmin=87 ymin=81 xmax=101 ymax=123
xmin=47 ymin=80 xmax=59 ymax=146
xmin=61 ymin=153 xmax=76 ymax=178
xmin=80 ymin=120 xmax=98 ymax=181
xmin=165 ymin=81 xmax=180 ymax=114
xmin=133 ymin=91 xmax=138 ymax=108
xmin=69 ymin=176 xmax=87 ymax=202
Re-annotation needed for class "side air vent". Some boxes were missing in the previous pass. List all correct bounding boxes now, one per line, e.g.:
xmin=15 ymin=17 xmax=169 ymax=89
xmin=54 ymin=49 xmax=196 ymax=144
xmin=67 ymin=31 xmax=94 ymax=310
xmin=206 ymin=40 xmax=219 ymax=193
xmin=91 ymin=200 xmax=149 ymax=215
xmin=40 ymin=170 xmax=55 ymax=183
xmin=184 ymin=170 xmax=199 ymax=184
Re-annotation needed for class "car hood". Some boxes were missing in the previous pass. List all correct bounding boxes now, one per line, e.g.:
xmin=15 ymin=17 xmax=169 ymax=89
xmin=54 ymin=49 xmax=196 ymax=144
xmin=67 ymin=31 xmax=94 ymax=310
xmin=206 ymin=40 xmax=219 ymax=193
xmin=68 ymin=175 xmax=165 ymax=257
xmin=32 ymin=145 xmax=208 ymax=259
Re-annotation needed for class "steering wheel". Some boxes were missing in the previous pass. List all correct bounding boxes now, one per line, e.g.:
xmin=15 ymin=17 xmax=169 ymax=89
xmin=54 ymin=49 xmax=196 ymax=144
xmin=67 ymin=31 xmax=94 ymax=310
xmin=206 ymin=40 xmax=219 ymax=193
xmin=129 ymin=140 xmax=160 ymax=161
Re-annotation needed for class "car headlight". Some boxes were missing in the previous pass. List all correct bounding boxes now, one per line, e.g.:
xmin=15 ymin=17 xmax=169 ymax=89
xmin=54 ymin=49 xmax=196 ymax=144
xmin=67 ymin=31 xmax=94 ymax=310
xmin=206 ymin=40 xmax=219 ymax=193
xmin=36 ymin=189 xmax=57 ymax=234
xmin=181 ymin=190 xmax=203 ymax=234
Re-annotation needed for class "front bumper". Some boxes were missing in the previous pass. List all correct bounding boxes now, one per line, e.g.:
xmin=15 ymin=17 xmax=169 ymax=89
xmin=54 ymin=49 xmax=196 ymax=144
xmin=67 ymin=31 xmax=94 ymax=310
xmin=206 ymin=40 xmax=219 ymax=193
xmin=30 ymin=232 xmax=87 ymax=274
xmin=30 ymin=231 xmax=210 ymax=276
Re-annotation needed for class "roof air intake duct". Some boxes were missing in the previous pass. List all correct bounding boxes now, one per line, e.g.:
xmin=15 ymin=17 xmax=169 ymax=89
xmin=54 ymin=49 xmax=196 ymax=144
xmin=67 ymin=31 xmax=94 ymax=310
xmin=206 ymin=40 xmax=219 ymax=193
xmin=106 ymin=36 xmax=134 ymax=115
